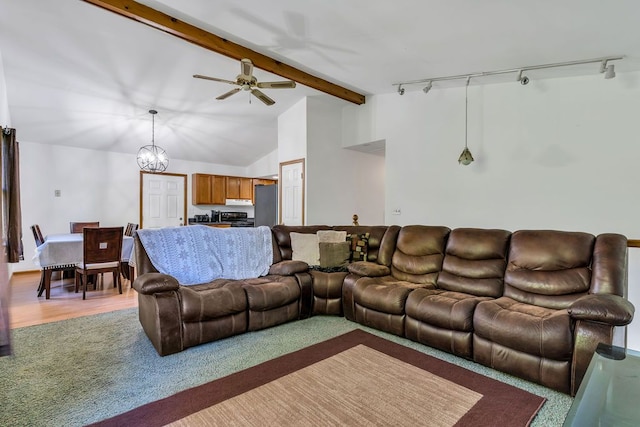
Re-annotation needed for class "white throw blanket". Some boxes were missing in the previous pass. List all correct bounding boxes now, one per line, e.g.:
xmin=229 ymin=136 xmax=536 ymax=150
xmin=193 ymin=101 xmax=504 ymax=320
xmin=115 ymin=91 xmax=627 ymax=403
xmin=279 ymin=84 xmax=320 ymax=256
xmin=136 ymin=225 xmax=273 ymax=285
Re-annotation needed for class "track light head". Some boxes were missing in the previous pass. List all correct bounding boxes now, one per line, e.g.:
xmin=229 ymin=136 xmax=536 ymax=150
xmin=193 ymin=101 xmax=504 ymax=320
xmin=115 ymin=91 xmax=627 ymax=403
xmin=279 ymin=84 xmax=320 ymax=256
xmin=517 ymin=70 xmax=529 ymax=85
xmin=423 ymin=82 xmax=432 ymax=94
xmin=600 ymin=60 xmax=616 ymax=79
xmin=605 ymin=64 xmax=616 ymax=79
xmin=397 ymin=85 xmax=405 ymax=95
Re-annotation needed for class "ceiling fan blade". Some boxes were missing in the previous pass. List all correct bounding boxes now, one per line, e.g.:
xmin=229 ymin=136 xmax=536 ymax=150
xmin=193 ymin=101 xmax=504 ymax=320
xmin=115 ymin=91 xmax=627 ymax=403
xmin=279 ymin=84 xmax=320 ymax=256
xmin=241 ymin=58 xmax=253 ymax=78
xmin=257 ymin=80 xmax=297 ymax=89
xmin=251 ymin=89 xmax=275 ymax=106
xmin=216 ymin=88 xmax=241 ymax=100
xmin=193 ymin=74 xmax=238 ymax=85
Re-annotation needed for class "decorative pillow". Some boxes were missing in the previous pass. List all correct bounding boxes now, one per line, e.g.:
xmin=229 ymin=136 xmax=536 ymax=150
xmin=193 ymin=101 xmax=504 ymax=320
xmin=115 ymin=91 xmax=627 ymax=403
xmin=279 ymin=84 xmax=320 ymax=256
xmin=319 ymin=242 xmax=351 ymax=268
xmin=347 ymin=232 xmax=370 ymax=262
xmin=317 ymin=230 xmax=348 ymax=243
xmin=290 ymin=232 xmax=320 ymax=266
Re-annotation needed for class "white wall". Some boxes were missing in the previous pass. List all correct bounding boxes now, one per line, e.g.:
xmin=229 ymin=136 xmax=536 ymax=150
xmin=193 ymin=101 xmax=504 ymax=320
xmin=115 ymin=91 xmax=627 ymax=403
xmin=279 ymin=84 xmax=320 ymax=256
xmin=346 ymin=71 xmax=640 ymax=349
xmin=278 ymin=97 xmax=307 ymax=164
xmin=246 ymin=149 xmax=278 ymax=179
xmin=306 ymin=96 xmax=385 ymax=225
xmin=17 ymin=141 xmax=251 ymax=273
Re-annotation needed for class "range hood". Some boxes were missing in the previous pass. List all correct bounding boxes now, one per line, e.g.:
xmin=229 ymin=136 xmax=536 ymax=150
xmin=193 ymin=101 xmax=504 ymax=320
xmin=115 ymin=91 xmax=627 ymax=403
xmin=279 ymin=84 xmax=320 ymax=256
xmin=225 ymin=198 xmax=253 ymax=206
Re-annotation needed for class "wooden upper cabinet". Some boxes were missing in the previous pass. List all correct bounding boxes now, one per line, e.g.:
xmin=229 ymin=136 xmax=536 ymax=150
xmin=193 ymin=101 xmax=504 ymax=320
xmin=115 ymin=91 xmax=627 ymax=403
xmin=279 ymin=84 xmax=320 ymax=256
xmin=192 ymin=173 xmax=226 ymax=205
xmin=226 ymin=177 xmax=253 ymax=200
xmin=193 ymin=174 xmax=270 ymax=205
xmin=192 ymin=173 xmax=212 ymax=204
xmin=211 ymin=175 xmax=226 ymax=204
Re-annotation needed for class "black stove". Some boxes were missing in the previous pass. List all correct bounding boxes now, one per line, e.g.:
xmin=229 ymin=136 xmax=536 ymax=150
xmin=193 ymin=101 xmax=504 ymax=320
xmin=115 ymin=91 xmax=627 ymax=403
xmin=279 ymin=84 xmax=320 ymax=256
xmin=221 ymin=211 xmax=254 ymax=227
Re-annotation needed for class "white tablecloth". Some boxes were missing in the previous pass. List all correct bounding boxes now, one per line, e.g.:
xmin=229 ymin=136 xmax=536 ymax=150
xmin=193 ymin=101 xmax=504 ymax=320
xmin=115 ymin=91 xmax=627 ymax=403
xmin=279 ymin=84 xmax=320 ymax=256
xmin=33 ymin=233 xmax=134 ymax=269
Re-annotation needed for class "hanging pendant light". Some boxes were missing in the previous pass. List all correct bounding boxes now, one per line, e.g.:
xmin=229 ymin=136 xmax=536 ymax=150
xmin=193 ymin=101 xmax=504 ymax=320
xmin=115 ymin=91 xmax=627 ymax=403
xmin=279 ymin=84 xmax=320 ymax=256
xmin=137 ymin=109 xmax=169 ymax=173
xmin=458 ymin=77 xmax=474 ymax=166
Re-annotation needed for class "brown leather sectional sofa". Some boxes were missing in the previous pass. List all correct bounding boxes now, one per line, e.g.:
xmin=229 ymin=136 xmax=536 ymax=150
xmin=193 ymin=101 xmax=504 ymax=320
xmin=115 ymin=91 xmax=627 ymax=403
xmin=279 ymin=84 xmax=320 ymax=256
xmin=132 ymin=224 xmax=634 ymax=396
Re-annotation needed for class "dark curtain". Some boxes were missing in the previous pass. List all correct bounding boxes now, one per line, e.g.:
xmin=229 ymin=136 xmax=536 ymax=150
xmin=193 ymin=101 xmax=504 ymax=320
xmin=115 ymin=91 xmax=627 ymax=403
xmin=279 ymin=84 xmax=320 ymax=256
xmin=0 ymin=126 xmax=22 ymax=356
xmin=2 ymin=127 xmax=23 ymax=262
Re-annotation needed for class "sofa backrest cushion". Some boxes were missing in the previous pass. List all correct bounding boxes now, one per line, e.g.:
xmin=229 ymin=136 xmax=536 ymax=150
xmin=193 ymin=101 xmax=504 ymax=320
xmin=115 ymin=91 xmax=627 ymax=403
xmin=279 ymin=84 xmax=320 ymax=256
xmin=271 ymin=225 xmax=332 ymax=262
xmin=504 ymin=230 xmax=595 ymax=309
xmin=391 ymin=225 xmax=450 ymax=285
xmin=438 ymin=228 xmax=511 ymax=297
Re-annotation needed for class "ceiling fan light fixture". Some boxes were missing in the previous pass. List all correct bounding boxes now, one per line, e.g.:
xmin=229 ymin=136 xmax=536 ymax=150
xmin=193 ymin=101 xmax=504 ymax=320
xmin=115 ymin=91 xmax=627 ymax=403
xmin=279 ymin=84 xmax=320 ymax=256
xmin=194 ymin=58 xmax=296 ymax=105
xmin=137 ymin=109 xmax=169 ymax=173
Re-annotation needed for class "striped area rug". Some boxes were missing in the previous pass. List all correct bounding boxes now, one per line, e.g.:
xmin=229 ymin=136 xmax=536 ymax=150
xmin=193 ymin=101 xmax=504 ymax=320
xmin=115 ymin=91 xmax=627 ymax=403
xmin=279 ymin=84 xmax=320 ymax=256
xmin=92 ymin=329 xmax=545 ymax=426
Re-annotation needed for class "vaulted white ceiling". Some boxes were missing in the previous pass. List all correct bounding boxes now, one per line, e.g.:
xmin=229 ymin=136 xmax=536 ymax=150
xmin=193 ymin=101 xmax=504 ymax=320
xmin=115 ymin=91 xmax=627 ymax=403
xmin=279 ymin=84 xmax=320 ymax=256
xmin=1 ymin=0 xmax=639 ymax=166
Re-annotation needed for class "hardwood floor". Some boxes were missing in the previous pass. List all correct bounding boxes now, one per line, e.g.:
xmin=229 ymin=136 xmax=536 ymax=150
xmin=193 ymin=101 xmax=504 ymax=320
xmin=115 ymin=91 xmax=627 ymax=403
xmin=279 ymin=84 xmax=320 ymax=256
xmin=8 ymin=270 xmax=137 ymax=329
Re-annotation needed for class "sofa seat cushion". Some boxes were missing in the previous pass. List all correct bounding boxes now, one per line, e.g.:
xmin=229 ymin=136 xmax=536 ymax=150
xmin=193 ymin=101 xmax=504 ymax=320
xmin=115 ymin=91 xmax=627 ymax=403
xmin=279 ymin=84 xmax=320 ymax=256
xmin=474 ymin=297 xmax=573 ymax=360
xmin=406 ymin=288 xmax=493 ymax=332
xmin=242 ymin=276 xmax=301 ymax=311
xmin=354 ymin=276 xmax=432 ymax=315
xmin=179 ymin=280 xmax=247 ymax=322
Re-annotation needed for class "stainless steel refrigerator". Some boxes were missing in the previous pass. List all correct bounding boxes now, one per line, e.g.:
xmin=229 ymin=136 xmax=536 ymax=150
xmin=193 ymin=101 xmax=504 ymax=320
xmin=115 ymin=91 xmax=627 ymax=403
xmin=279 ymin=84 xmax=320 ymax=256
xmin=254 ymin=184 xmax=278 ymax=227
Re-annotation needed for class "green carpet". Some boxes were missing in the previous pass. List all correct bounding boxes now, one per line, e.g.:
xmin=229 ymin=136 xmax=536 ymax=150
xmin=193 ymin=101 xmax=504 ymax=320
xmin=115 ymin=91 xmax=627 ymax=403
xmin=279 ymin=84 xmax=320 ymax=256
xmin=0 ymin=308 xmax=573 ymax=426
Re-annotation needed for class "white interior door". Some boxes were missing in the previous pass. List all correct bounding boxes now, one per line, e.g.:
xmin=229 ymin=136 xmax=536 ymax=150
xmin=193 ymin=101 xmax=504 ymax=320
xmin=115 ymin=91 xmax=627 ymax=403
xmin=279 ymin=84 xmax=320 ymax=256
xmin=279 ymin=159 xmax=304 ymax=225
xmin=141 ymin=172 xmax=187 ymax=229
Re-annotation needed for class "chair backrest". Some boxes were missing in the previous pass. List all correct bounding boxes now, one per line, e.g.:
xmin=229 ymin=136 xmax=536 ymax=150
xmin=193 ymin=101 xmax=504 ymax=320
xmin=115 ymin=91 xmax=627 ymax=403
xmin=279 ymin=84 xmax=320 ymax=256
xmin=31 ymin=224 xmax=44 ymax=246
xmin=125 ymin=223 xmax=139 ymax=236
xmin=82 ymin=227 xmax=124 ymax=265
xmin=70 ymin=221 xmax=100 ymax=233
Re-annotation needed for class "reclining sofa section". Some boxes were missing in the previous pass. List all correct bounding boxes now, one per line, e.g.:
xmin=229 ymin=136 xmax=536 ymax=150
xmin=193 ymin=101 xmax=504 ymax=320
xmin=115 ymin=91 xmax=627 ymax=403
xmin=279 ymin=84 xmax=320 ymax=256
xmin=132 ymin=224 xmax=634 ymax=396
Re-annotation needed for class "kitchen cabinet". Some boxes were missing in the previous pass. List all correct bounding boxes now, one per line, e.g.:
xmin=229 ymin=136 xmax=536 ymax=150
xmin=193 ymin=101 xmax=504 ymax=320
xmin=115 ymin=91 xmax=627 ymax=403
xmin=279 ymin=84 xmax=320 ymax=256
xmin=192 ymin=174 xmax=226 ymax=205
xmin=226 ymin=177 xmax=253 ymax=200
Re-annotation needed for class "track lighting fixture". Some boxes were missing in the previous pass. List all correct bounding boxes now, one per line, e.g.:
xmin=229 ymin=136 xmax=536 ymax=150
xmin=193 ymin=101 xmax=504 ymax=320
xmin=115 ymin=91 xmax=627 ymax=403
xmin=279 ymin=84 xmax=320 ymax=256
xmin=516 ymin=70 xmax=529 ymax=85
xmin=393 ymin=55 xmax=623 ymax=91
xmin=423 ymin=81 xmax=432 ymax=94
xmin=600 ymin=60 xmax=616 ymax=79
xmin=458 ymin=77 xmax=474 ymax=166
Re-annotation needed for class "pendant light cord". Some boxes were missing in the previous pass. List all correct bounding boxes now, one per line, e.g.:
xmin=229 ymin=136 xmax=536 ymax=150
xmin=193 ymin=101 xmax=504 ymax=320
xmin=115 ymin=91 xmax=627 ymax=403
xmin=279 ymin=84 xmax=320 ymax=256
xmin=464 ymin=77 xmax=470 ymax=149
xmin=149 ymin=109 xmax=157 ymax=148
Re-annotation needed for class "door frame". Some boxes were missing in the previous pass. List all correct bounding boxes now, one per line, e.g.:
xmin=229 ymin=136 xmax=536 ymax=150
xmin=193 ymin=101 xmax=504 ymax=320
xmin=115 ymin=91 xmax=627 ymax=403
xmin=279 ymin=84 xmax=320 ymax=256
xmin=279 ymin=158 xmax=305 ymax=225
xmin=139 ymin=171 xmax=188 ymax=229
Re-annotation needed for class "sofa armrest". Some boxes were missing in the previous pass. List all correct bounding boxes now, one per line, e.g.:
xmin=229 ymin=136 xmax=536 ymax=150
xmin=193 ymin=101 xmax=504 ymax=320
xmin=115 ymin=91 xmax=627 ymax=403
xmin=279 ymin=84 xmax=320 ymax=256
xmin=133 ymin=272 xmax=180 ymax=295
xmin=269 ymin=260 xmax=309 ymax=276
xmin=569 ymin=294 xmax=635 ymax=326
xmin=347 ymin=261 xmax=390 ymax=277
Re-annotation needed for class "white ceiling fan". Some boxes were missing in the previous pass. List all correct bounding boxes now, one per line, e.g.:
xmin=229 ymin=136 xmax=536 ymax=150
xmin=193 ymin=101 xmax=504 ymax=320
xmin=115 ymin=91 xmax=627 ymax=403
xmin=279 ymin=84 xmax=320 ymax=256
xmin=193 ymin=58 xmax=296 ymax=106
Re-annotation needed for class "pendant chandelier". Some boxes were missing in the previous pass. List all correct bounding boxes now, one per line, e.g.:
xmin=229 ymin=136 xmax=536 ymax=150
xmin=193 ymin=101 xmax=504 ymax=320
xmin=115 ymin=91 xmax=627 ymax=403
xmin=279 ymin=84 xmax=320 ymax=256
xmin=137 ymin=109 xmax=168 ymax=173
xmin=458 ymin=77 xmax=474 ymax=166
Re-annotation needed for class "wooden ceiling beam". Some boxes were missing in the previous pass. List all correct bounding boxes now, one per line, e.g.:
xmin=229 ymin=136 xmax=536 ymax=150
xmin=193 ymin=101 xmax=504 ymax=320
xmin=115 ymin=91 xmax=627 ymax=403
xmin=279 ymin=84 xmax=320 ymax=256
xmin=82 ymin=0 xmax=366 ymax=105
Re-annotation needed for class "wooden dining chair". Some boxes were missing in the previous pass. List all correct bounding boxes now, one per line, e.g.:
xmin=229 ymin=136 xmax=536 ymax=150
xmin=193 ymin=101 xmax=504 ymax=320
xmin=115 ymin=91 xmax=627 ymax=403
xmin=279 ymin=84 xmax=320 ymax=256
xmin=124 ymin=223 xmax=139 ymax=237
xmin=75 ymin=227 xmax=123 ymax=300
xmin=121 ymin=223 xmax=139 ymax=282
xmin=32 ymin=224 xmax=76 ymax=297
xmin=70 ymin=221 xmax=100 ymax=233
xmin=31 ymin=224 xmax=45 ymax=247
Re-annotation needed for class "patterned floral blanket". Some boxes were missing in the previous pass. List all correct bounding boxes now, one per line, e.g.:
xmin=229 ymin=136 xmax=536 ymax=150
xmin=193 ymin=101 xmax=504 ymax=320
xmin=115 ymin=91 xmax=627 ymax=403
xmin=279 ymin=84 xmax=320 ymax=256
xmin=136 ymin=225 xmax=273 ymax=285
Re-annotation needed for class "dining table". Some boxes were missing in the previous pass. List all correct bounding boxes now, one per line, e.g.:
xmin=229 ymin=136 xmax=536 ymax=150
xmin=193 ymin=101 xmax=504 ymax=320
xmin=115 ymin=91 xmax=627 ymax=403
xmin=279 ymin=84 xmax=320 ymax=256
xmin=33 ymin=233 xmax=134 ymax=299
